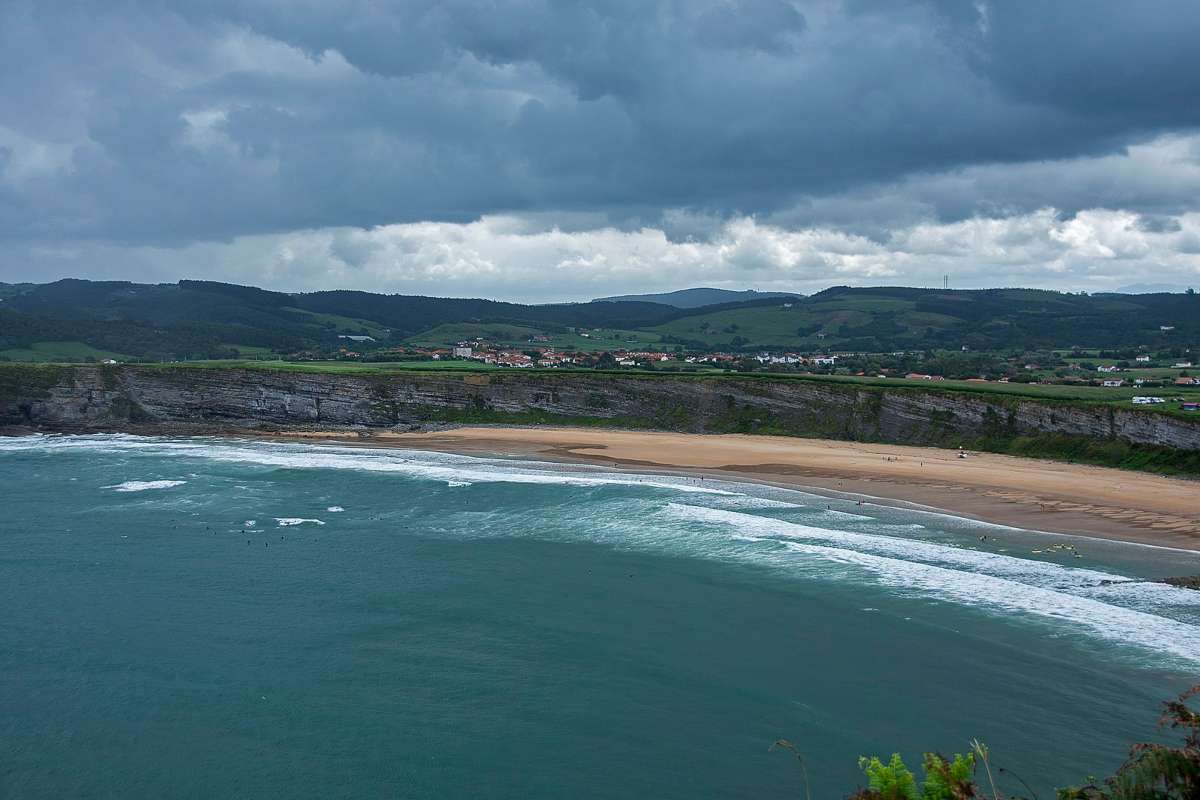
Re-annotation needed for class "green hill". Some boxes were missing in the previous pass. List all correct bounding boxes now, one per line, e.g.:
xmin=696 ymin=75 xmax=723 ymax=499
xmin=651 ymin=286 xmax=1199 ymax=352
xmin=594 ymin=287 xmax=801 ymax=308
xmin=0 ymin=279 xmax=1196 ymax=361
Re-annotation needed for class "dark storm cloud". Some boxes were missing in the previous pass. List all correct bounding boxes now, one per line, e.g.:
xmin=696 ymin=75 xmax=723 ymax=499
xmin=938 ymin=0 xmax=1200 ymax=121
xmin=1 ymin=0 xmax=1199 ymax=247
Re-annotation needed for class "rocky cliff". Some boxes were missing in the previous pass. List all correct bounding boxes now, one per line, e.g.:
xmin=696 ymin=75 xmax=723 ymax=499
xmin=2 ymin=364 xmax=1198 ymax=469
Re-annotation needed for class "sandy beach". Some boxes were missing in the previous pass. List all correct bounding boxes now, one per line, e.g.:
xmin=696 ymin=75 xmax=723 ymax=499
xmin=270 ymin=426 xmax=1200 ymax=552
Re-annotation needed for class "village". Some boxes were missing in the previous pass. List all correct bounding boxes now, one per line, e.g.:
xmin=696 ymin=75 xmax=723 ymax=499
xmin=325 ymin=334 xmax=1199 ymax=409
xmin=335 ymin=337 xmax=854 ymax=370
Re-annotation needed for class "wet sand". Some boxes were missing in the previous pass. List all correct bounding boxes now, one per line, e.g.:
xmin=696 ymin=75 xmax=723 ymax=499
xmin=266 ymin=427 xmax=1200 ymax=552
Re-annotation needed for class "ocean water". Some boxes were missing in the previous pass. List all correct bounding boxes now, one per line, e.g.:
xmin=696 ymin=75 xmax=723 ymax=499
xmin=1 ymin=434 xmax=1197 ymax=799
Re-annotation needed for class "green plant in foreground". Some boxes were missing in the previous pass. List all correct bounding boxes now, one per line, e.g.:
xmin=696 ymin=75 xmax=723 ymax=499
xmin=781 ymin=683 xmax=1200 ymax=799
xmin=923 ymin=751 xmax=982 ymax=800
xmin=850 ymin=751 xmax=977 ymax=800
xmin=1055 ymin=685 xmax=1200 ymax=800
xmin=854 ymin=753 xmax=919 ymax=799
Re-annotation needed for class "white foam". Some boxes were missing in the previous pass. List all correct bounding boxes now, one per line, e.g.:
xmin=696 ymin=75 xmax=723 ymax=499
xmin=820 ymin=509 xmax=878 ymax=520
xmin=666 ymin=503 xmax=1132 ymax=590
xmin=104 ymin=479 xmax=187 ymax=492
xmin=0 ymin=433 xmax=200 ymax=453
xmin=1077 ymin=580 xmax=1200 ymax=611
xmin=326 ymin=506 xmax=345 ymax=512
xmin=0 ymin=433 xmax=56 ymax=451
xmin=779 ymin=537 xmax=1200 ymax=666
xmin=697 ymin=495 xmax=801 ymax=510
xmin=244 ymin=520 xmax=257 ymax=528
xmin=446 ymin=481 xmax=471 ymax=488
xmin=6 ymin=435 xmax=738 ymax=496
xmin=12 ymin=433 xmax=1200 ymax=665
xmin=662 ymin=502 xmax=1200 ymax=666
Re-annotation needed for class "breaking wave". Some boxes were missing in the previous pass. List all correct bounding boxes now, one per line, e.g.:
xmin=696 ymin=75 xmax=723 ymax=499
xmin=661 ymin=502 xmax=1200 ymax=666
xmin=7 ymin=432 xmax=1200 ymax=668
xmin=3 ymin=434 xmax=734 ymax=495
xmin=104 ymin=479 xmax=187 ymax=492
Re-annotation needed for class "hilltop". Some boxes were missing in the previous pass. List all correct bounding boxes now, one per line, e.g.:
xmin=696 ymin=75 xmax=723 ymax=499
xmin=594 ymin=287 xmax=801 ymax=308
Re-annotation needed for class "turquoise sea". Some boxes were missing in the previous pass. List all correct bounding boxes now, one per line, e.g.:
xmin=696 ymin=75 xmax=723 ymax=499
xmin=1 ymin=434 xmax=1197 ymax=799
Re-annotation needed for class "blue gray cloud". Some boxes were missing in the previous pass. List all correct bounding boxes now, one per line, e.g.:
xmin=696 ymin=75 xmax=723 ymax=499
xmin=1 ymin=0 xmax=1199 ymax=295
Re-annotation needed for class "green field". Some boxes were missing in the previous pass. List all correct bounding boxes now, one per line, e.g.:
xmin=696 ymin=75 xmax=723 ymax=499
xmin=650 ymin=303 xmax=823 ymax=347
xmin=646 ymin=295 xmax=960 ymax=348
xmin=405 ymin=322 xmax=664 ymax=351
xmin=229 ymin=345 xmax=276 ymax=357
xmin=283 ymin=308 xmax=392 ymax=339
xmin=404 ymin=322 xmax=543 ymax=347
xmin=783 ymin=373 xmax=1200 ymax=417
xmin=0 ymin=341 xmax=131 ymax=362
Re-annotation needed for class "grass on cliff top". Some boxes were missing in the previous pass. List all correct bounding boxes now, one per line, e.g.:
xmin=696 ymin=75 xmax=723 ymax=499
xmin=137 ymin=360 xmax=1200 ymax=414
xmin=0 ymin=363 xmax=71 ymax=401
xmin=0 ymin=340 xmax=131 ymax=362
xmin=4 ymin=359 xmax=1199 ymax=416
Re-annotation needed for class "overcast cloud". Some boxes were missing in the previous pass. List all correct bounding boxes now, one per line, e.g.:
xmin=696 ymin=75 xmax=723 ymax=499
xmin=2 ymin=0 xmax=1199 ymax=300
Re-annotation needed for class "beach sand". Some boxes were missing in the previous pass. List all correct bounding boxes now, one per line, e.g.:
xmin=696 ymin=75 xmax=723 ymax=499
xmin=268 ymin=427 xmax=1200 ymax=551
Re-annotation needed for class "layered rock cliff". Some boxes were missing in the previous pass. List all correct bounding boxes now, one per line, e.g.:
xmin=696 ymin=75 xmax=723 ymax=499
xmin=2 ymin=364 xmax=1198 ymax=468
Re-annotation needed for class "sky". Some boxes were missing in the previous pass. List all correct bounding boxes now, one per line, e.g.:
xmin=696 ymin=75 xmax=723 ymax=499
xmin=2 ymin=0 xmax=1200 ymax=302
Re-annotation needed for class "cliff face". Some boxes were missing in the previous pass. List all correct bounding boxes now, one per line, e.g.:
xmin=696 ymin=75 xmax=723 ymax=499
xmin=3 ymin=365 xmax=1199 ymax=456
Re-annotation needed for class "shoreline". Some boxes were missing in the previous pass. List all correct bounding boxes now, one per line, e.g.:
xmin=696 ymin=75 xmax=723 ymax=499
xmin=261 ymin=426 xmax=1200 ymax=552
xmin=6 ymin=424 xmax=1199 ymax=552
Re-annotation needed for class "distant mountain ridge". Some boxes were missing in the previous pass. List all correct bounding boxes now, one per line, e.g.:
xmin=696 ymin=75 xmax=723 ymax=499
xmin=1114 ymin=282 xmax=1194 ymax=295
xmin=594 ymin=287 xmax=801 ymax=308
